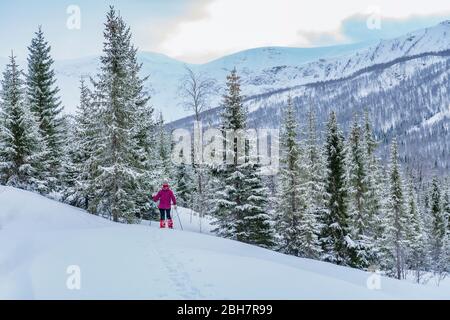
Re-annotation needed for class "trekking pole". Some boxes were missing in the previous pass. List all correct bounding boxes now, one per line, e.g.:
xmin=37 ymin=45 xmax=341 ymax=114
xmin=174 ymin=206 xmax=184 ymax=231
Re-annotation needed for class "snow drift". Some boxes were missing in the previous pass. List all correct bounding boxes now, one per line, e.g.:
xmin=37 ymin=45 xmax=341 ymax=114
xmin=0 ymin=186 xmax=448 ymax=299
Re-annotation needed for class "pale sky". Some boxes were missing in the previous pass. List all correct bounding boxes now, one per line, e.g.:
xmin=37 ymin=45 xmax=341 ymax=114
xmin=1 ymin=0 xmax=450 ymax=63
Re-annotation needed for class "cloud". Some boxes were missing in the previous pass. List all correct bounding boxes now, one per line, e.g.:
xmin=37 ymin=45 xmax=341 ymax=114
xmin=152 ymin=0 xmax=450 ymax=63
xmin=137 ymin=0 xmax=213 ymax=57
xmin=296 ymin=30 xmax=347 ymax=47
xmin=340 ymin=12 xmax=450 ymax=42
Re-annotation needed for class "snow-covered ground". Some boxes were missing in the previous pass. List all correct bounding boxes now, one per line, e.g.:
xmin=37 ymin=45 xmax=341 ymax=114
xmin=0 ymin=186 xmax=449 ymax=299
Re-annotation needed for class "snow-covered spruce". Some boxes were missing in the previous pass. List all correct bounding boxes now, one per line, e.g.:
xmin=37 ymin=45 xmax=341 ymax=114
xmin=84 ymin=7 xmax=158 ymax=222
xmin=320 ymin=111 xmax=355 ymax=266
xmin=26 ymin=27 xmax=65 ymax=193
xmin=275 ymin=96 xmax=321 ymax=258
xmin=211 ymin=69 xmax=274 ymax=248
xmin=0 ymin=54 xmax=46 ymax=192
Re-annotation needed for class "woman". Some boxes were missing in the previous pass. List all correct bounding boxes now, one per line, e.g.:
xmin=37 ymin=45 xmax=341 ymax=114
xmin=152 ymin=180 xmax=177 ymax=228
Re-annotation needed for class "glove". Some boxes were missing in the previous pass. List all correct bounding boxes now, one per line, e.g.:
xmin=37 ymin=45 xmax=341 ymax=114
xmin=173 ymin=205 xmax=177 ymax=210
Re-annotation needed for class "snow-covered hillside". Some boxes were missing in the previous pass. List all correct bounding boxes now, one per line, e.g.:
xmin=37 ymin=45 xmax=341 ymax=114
xmin=0 ymin=186 xmax=448 ymax=299
xmin=47 ymin=20 xmax=450 ymax=122
xmin=170 ymin=21 xmax=450 ymax=175
xmin=49 ymin=42 xmax=373 ymax=121
xmin=2 ymin=21 xmax=450 ymax=123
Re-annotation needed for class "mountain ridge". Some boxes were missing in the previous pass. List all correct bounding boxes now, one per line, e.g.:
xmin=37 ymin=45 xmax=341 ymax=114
xmin=1 ymin=42 xmax=377 ymax=121
xmin=169 ymin=21 xmax=450 ymax=175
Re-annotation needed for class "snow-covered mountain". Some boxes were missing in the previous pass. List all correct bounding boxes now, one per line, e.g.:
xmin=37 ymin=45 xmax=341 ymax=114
xmin=1 ymin=186 xmax=448 ymax=299
xmin=170 ymin=21 xmax=450 ymax=175
xmin=50 ymin=21 xmax=450 ymax=122
xmin=49 ymin=41 xmax=373 ymax=122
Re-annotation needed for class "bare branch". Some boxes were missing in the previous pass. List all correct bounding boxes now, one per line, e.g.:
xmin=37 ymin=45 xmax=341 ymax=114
xmin=177 ymin=65 xmax=217 ymax=122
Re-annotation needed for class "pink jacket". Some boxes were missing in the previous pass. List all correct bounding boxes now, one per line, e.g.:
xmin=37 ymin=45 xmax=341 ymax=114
xmin=152 ymin=187 xmax=176 ymax=209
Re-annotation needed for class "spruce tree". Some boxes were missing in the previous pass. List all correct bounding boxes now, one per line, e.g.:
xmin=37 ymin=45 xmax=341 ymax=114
xmin=362 ymin=110 xmax=384 ymax=258
xmin=212 ymin=69 xmax=248 ymax=238
xmin=220 ymin=69 xmax=246 ymax=132
xmin=276 ymin=96 xmax=305 ymax=254
xmin=130 ymin=50 xmax=156 ymax=218
xmin=173 ymin=163 xmax=194 ymax=207
xmin=0 ymin=54 xmax=45 ymax=191
xmin=345 ymin=115 xmax=372 ymax=267
xmin=276 ymin=98 xmax=320 ymax=257
xmin=27 ymin=26 xmax=64 ymax=192
xmin=212 ymin=69 xmax=273 ymax=248
xmin=90 ymin=7 xmax=150 ymax=222
xmin=303 ymin=107 xmax=326 ymax=217
xmin=443 ymin=181 xmax=450 ymax=232
xmin=300 ymin=107 xmax=325 ymax=259
xmin=321 ymin=111 xmax=354 ymax=265
xmin=381 ymin=138 xmax=409 ymax=279
xmin=63 ymin=79 xmax=95 ymax=209
xmin=237 ymin=159 xmax=274 ymax=248
xmin=60 ymin=115 xmax=78 ymax=203
xmin=205 ymin=165 xmax=222 ymax=217
xmin=428 ymin=177 xmax=447 ymax=276
xmin=406 ymin=178 xmax=428 ymax=283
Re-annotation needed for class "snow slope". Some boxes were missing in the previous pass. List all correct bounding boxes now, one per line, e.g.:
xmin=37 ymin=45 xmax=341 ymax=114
xmin=0 ymin=186 xmax=448 ymax=299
